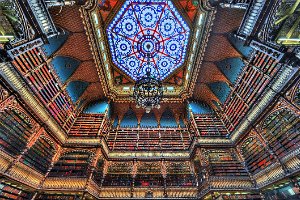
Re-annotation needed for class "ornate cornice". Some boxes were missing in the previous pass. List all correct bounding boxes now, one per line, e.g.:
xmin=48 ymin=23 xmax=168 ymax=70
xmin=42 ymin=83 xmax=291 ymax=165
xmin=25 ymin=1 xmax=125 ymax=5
xmin=80 ymin=5 xmax=110 ymax=98
xmin=187 ymin=7 xmax=217 ymax=97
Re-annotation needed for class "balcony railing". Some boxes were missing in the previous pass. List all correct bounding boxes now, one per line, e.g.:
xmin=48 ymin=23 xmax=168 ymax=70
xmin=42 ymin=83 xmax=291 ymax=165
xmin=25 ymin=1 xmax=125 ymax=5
xmin=238 ymin=0 xmax=266 ymax=37
xmin=26 ymin=0 xmax=58 ymax=38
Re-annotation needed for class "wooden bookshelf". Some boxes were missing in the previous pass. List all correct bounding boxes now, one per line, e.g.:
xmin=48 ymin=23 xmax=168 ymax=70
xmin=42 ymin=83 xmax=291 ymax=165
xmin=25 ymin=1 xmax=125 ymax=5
xmin=21 ymin=137 xmax=56 ymax=174
xmin=206 ymin=149 xmax=248 ymax=177
xmin=134 ymin=174 xmax=164 ymax=187
xmin=92 ymin=159 xmax=105 ymax=186
xmin=68 ymin=113 xmax=104 ymax=137
xmin=102 ymin=162 xmax=133 ymax=187
xmin=166 ymin=161 xmax=196 ymax=187
xmin=135 ymin=162 xmax=163 ymax=187
xmin=0 ymin=181 xmax=33 ymax=199
xmin=0 ymin=108 xmax=33 ymax=157
xmin=103 ymin=174 xmax=132 ymax=187
xmin=193 ymin=114 xmax=229 ymax=137
xmin=262 ymin=109 xmax=300 ymax=158
xmin=11 ymin=47 xmax=76 ymax=132
xmin=221 ymin=51 xmax=281 ymax=132
xmin=240 ymin=137 xmax=274 ymax=174
xmin=105 ymin=127 xmax=193 ymax=151
xmin=48 ymin=151 xmax=91 ymax=177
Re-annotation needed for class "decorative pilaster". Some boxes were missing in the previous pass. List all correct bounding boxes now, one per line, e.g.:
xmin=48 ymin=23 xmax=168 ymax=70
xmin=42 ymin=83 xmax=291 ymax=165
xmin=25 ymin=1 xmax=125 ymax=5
xmin=131 ymin=160 xmax=138 ymax=198
xmin=198 ymin=148 xmax=209 ymax=189
xmin=189 ymin=159 xmax=198 ymax=188
xmin=100 ymin=160 xmax=109 ymax=187
xmin=98 ymin=106 xmax=110 ymax=137
xmin=161 ymin=160 xmax=168 ymax=198
xmin=188 ymin=108 xmax=200 ymax=137
xmin=38 ymin=145 xmax=63 ymax=189
xmin=234 ymin=147 xmax=258 ymax=189
xmin=85 ymin=148 xmax=102 ymax=191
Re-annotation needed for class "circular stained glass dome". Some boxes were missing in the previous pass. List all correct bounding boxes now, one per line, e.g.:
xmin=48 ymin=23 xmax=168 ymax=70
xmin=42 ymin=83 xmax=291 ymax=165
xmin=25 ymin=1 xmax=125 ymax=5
xmin=107 ymin=0 xmax=190 ymax=81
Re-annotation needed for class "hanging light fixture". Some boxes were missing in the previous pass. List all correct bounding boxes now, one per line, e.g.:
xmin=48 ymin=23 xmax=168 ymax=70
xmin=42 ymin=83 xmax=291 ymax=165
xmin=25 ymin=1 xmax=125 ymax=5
xmin=133 ymin=46 xmax=163 ymax=113
xmin=133 ymin=69 xmax=163 ymax=113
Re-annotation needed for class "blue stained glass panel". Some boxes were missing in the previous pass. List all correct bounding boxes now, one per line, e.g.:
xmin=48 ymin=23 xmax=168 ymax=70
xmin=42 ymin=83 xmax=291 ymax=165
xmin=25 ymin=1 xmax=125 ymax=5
xmin=107 ymin=0 xmax=190 ymax=81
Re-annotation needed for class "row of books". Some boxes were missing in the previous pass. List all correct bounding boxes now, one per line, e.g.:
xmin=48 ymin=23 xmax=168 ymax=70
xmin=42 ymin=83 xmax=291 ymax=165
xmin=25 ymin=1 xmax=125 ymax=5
xmin=21 ymin=137 xmax=56 ymax=174
xmin=12 ymin=47 xmax=76 ymax=132
xmin=194 ymin=114 xmax=229 ymax=137
xmin=68 ymin=113 xmax=104 ymax=136
xmin=207 ymin=150 xmax=249 ymax=177
xmin=106 ymin=128 xmax=193 ymax=151
xmin=0 ymin=182 xmax=33 ymax=199
xmin=48 ymin=152 xmax=91 ymax=177
xmin=221 ymin=50 xmax=280 ymax=132
xmin=240 ymin=137 xmax=274 ymax=174
xmin=0 ymin=108 xmax=33 ymax=157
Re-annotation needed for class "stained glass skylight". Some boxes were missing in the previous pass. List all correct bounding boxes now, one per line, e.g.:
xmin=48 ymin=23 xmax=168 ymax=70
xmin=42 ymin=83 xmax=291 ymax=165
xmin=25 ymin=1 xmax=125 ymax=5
xmin=107 ymin=0 xmax=190 ymax=81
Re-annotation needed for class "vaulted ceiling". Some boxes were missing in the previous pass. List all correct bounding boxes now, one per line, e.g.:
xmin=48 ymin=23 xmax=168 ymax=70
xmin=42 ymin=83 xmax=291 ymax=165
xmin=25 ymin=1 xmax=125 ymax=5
xmin=47 ymin=0 xmax=248 ymax=114
xmin=193 ymin=7 xmax=246 ymax=107
xmin=49 ymin=5 xmax=105 ymax=107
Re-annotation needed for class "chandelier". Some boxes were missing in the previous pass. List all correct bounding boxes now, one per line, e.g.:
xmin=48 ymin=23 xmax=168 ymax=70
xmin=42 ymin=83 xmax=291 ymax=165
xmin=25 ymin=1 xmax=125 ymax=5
xmin=132 ymin=40 xmax=163 ymax=114
xmin=133 ymin=68 xmax=163 ymax=113
xmin=133 ymin=36 xmax=163 ymax=113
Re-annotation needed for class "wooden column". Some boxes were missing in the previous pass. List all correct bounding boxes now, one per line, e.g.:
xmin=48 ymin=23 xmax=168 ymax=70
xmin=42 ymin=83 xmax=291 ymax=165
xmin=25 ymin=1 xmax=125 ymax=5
xmin=38 ymin=146 xmax=63 ymax=189
xmin=84 ymin=148 xmax=102 ymax=190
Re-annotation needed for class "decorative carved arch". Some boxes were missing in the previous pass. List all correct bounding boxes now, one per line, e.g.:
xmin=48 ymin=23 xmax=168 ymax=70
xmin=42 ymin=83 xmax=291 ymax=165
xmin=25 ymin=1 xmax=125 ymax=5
xmin=290 ymin=79 xmax=300 ymax=107
xmin=262 ymin=109 xmax=292 ymax=128
xmin=0 ymin=85 xmax=9 ymax=103
xmin=239 ymin=136 xmax=256 ymax=156
xmin=39 ymin=135 xmax=57 ymax=151
xmin=258 ymin=104 xmax=298 ymax=132
xmin=0 ymin=101 xmax=37 ymax=132
xmin=239 ymin=133 xmax=268 ymax=158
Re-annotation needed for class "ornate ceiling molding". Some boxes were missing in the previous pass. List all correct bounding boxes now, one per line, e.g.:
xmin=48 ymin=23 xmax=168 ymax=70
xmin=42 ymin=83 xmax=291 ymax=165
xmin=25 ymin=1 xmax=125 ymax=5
xmin=79 ymin=0 xmax=217 ymax=103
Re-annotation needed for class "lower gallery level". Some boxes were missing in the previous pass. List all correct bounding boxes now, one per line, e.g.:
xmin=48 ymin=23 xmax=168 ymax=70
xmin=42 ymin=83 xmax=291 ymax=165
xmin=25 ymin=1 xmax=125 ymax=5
xmin=0 ymin=0 xmax=300 ymax=199
xmin=0 ymin=63 xmax=299 ymax=199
